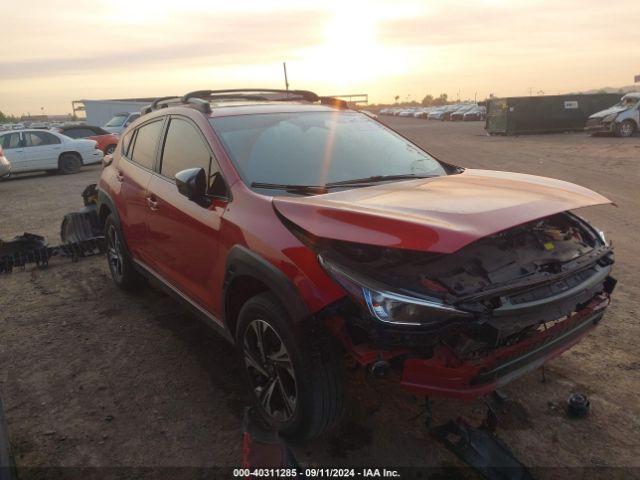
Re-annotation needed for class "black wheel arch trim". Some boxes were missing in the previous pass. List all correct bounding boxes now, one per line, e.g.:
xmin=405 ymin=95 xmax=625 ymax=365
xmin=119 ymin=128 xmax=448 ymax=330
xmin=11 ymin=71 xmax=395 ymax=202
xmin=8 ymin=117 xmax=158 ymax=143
xmin=223 ymin=245 xmax=311 ymax=327
xmin=97 ymin=189 xmax=133 ymax=258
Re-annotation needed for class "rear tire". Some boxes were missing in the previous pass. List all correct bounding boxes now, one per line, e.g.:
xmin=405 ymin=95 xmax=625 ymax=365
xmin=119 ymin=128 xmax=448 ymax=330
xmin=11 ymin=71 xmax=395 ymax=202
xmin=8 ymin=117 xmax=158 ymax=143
xmin=58 ymin=153 xmax=82 ymax=174
xmin=104 ymin=214 xmax=144 ymax=292
xmin=236 ymin=292 xmax=345 ymax=442
xmin=104 ymin=144 xmax=116 ymax=155
xmin=615 ymin=120 xmax=636 ymax=138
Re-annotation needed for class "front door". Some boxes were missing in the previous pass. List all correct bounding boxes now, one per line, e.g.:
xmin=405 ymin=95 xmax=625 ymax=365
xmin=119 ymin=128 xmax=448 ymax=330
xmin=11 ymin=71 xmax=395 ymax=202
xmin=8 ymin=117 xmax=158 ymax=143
xmin=114 ymin=119 xmax=164 ymax=264
xmin=145 ymin=116 xmax=228 ymax=313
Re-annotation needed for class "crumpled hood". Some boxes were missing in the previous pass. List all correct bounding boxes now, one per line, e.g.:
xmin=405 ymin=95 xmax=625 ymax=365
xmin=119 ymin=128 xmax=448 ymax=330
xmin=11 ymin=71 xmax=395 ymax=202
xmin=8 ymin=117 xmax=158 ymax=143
xmin=273 ymin=169 xmax=612 ymax=254
xmin=589 ymin=105 xmax=628 ymax=119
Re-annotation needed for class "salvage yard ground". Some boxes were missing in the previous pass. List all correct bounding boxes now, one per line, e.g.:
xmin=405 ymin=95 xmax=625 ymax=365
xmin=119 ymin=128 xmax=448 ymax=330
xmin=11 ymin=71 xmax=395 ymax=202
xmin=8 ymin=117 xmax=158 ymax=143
xmin=1 ymin=119 xmax=639 ymax=477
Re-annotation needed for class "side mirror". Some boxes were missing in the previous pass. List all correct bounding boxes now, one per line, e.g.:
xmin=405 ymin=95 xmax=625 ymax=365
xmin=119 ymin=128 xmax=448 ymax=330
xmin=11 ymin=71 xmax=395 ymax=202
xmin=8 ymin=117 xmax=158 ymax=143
xmin=175 ymin=168 xmax=209 ymax=205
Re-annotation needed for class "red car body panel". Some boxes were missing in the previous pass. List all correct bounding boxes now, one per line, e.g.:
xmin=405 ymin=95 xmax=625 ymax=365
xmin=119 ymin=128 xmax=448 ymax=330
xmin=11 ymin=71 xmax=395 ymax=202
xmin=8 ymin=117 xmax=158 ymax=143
xmin=273 ymin=169 xmax=612 ymax=253
xmin=400 ymin=294 xmax=610 ymax=399
xmin=89 ymin=134 xmax=120 ymax=153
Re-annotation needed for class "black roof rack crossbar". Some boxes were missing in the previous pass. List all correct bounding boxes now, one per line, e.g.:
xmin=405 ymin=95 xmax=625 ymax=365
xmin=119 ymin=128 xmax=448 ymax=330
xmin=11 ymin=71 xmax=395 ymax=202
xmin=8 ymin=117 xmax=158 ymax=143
xmin=182 ymin=89 xmax=320 ymax=103
xmin=143 ymin=89 xmax=349 ymax=116
xmin=141 ymin=96 xmax=182 ymax=114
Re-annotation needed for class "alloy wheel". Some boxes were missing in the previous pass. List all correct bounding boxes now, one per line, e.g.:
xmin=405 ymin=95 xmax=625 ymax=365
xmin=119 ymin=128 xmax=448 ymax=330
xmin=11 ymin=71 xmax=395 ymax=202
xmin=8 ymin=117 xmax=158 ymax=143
xmin=106 ymin=224 xmax=124 ymax=281
xmin=243 ymin=319 xmax=297 ymax=422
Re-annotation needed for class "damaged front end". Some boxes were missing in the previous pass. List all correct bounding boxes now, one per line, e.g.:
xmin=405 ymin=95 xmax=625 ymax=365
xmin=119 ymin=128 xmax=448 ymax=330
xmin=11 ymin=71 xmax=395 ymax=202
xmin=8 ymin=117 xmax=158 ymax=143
xmin=305 ymin=212 xmax=616 ymax=399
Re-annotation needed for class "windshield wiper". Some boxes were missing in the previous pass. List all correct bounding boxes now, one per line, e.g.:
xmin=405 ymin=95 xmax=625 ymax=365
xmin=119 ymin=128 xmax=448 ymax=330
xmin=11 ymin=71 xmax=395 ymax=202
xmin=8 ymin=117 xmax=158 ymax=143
xmin=251 ymin=182 xmax=333 ymax=195
xmin=325 ymin=173 xmax=436 ymax=186
xmin=252 ymin=174 xmax=438 ymax=195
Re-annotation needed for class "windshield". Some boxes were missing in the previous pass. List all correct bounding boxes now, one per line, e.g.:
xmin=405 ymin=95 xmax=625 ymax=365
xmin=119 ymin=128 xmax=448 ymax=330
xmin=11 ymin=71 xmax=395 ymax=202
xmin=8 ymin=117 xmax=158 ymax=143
xmin=620 ymin=97 xmax=639 ymax=107
xmin=210 ymin=111 xmax=446 ymax=192
xmin=105 ymin=114 xmax=128 ymax=127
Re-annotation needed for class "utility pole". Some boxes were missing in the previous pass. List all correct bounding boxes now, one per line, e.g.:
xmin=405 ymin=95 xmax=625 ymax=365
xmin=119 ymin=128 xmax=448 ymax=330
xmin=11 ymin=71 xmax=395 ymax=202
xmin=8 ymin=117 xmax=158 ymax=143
xmin=283 ymin=62 xmax=289 ymax=92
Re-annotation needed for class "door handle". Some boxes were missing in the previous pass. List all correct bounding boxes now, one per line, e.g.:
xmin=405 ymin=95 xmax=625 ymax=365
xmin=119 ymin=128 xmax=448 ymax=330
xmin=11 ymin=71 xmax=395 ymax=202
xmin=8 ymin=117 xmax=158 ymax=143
xmin=115 ymin=170 xmax=124 ymax=183
xmin=146 ymin=196 xmax=159 ymax=211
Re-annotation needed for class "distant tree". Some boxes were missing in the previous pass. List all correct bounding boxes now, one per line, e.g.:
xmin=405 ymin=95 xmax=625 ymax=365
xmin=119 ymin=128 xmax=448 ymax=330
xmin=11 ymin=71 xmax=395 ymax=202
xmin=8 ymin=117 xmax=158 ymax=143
xmin=434 ymin=93 xmax=448 ymax=106
xmin=394 ymin=95 xmax=400 ymax=103
xmin=421 ymin=94 xmax=434 ymax=106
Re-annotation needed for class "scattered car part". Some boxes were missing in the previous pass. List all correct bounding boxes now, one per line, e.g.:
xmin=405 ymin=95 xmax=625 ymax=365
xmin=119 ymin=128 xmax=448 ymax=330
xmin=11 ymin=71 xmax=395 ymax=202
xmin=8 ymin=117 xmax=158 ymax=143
xmin=60 ymin=184 xmax=102 ymax=244
xmin=567 ymin=393 xmax=590 ymax=418
xmin=1 ymin=184 xmax=105 ymax=274
xmin=431 ymin=419 xmax=533 ymax=480
xmin=241 ymin=407 xmax=299 ymax=470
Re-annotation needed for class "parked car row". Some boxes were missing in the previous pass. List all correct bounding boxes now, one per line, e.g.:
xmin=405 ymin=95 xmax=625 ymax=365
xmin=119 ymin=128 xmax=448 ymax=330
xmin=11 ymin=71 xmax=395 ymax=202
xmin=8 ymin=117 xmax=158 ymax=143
xmin=379 ymin=104 xmax=486 ymax=121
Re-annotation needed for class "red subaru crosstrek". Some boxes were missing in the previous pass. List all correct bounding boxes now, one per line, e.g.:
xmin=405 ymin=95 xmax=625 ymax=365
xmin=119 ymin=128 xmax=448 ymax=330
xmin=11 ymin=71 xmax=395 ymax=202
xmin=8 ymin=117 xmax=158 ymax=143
xmin=97 ymin=89 xmax=616 ymax=440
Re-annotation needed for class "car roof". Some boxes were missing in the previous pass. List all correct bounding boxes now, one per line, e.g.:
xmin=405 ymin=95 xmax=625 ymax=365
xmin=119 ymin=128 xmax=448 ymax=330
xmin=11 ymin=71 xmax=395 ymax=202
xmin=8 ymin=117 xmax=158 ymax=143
xmin=622 ymin=92 xmax=640 ymax=100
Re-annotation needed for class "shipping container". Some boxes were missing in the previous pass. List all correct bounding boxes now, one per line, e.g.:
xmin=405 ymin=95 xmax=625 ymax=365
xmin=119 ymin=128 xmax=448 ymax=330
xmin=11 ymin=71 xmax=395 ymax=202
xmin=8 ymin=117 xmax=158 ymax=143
xmin=485 ymin=93 xmax=622 ymax=135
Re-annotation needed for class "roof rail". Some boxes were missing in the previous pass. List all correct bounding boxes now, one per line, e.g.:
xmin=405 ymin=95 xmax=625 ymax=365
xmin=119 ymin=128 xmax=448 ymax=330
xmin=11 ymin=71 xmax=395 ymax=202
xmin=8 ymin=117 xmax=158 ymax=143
xmin=142 ymin=88 xmax=350 ymax=116
xmin=182 ymin=89 xmax=320 ymax=103
xmin=141 ymin=96 xmax=181 ymax=115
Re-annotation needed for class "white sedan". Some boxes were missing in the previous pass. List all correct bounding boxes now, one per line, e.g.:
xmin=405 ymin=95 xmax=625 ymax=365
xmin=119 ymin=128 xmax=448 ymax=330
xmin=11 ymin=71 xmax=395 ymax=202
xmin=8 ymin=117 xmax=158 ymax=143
xmin=0 ymin=129 xmax=103 ymax=175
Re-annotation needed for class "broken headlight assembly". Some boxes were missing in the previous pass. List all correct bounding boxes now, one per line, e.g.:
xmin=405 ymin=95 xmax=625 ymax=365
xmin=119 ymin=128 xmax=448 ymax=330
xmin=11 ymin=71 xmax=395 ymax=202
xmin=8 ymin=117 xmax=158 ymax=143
xmin=318 ymin=255 xmax=473 ymax=327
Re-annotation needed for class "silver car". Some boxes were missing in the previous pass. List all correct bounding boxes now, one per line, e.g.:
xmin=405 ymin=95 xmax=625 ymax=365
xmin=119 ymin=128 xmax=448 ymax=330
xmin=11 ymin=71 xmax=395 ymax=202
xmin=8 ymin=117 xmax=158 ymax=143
xmin=586 ymin=92 xmax=640 ymax=137
xmin=0 ymin=129 xmax=103 ymax=176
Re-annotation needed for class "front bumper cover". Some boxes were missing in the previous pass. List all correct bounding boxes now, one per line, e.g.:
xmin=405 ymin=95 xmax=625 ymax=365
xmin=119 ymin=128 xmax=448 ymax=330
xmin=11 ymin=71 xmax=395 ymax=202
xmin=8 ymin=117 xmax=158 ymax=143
xmin=400 ymin=294 xmax=610 ymax=399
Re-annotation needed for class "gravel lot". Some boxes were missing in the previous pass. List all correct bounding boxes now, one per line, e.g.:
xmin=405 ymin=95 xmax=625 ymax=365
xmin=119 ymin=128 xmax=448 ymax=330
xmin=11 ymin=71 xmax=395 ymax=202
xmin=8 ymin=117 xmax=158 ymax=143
xmin=1 ymin=119 xmax=639 ymax=478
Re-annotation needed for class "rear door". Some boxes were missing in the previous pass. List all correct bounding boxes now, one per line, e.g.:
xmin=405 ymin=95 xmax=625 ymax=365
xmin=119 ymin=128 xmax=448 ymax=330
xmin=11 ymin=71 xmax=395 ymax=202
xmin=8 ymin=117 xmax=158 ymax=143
xmin=22 ymin=131 xmax=62 ymax=170
xmin=145 ymin=116 xmax=228 ymax=312
xmin=0 ymin=133 xmax=26 ymax=171
xmin=114 ymin=118 xmax=165 ymax=264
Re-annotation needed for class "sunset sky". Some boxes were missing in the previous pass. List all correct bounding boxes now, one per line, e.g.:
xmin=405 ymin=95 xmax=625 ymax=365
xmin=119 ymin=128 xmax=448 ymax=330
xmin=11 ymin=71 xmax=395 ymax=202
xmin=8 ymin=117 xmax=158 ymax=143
xmin=1 ymin=0 xmax=638 ymax=116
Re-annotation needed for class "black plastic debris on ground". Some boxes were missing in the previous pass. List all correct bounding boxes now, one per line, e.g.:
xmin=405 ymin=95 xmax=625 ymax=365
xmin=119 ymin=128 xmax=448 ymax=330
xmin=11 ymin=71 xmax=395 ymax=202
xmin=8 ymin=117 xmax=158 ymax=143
xmin=0 ymin=232 xmax=105 ymax=274
xmin=431 ymin=419 xmax=534 ymax=480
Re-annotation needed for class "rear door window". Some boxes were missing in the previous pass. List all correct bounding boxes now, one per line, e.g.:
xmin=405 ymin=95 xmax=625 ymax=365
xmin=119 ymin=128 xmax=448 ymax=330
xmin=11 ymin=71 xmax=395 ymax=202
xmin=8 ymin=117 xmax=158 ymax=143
xmin=24 ymin=131 xmax=61 ymax=146
xmin=128 ymin=120 xmax=163 ymax=170
xmin=160 ymin=118 xmax=212 ymax=180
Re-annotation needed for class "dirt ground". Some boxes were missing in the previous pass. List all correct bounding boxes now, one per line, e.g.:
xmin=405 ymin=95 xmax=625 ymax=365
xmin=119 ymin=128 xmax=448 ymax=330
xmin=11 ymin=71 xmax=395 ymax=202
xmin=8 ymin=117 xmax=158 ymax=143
xmin=1 ymin=120 xmax=639 ymax=478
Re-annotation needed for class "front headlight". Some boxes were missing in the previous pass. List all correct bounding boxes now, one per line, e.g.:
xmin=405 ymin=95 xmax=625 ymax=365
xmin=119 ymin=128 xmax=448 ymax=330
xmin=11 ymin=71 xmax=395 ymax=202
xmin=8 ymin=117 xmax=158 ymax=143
xmin=602 ymin=113 xmax=617 ymax=123
xmin=319 ymin=255 xmax=473 ymax=327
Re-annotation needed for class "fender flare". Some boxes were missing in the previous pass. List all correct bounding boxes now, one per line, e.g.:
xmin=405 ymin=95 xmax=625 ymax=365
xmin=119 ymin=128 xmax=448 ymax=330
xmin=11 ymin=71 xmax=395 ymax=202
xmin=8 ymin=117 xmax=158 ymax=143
xmin=96 ymin=189 xmax=133 ymax=258
xmin=222 ymin=245 xmax=310 ymax=326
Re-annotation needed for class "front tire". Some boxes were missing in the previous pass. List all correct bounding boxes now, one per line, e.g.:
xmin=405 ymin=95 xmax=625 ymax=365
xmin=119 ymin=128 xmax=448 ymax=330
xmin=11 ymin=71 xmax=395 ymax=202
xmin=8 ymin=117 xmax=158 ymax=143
xmin=615 ymin=120 xmax=636 ymax=138
xmin=237 ymin=292 xmax=345 ymax=442
xmin=104 ymin=214 xmax=144 ymax=292
xmin=58 ymin=153 xmax=82 ymax=174
xmin=104 ymin=144 xmax=116 ymax=156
